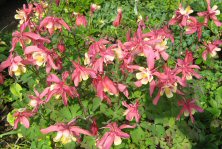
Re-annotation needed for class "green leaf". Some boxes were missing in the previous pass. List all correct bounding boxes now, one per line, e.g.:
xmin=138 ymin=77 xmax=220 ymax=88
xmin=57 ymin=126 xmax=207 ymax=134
xmin=10 ymin=83 xmax=22 ymax=98
xmin=92 ymin=97 xmax=101 ymax=112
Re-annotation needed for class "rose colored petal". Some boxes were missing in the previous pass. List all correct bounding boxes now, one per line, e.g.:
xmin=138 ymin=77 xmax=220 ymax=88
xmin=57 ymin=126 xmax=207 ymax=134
xmin=70 ymin=126 xmax=92 ymax=136
xmin=41 ymin=125 xmax=61 ymax=134
xmin=20 ymin=116 xmax=30 ymax=128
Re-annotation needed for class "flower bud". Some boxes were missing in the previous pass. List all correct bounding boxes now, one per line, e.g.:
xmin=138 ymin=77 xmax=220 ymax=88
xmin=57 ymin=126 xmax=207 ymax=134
xmin=57 ymin=43 xmax=66 ymax=53
xmin=76 ymin=14 xmax=87 ymax=27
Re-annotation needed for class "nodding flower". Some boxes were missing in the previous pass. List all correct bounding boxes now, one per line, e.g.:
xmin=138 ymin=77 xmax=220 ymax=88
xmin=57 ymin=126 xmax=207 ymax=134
xmin=169 ymin=4 xmax=193 ymax=27
xmin=202 ymin=40 xmax=222 ymax=61
xmin=13 ymin=108 xmax=33 ymax=129
xmin=0 ymin=54 xmax=26 ymax=77
xmin=24 ymin=45 xmax=61 ymax=73
xmin=14 ymin=4 xmax=33 ymax=24
xmin=46 ymin=72 xmax=79 ymax=106
xmin=96 ymin=122 xmax=136 ymax=149
xmin=39 ymin=16 xmax=71 ymax=35
xmin=177 ymin=99 xmax=204 ymax=123
xmin=41 ymin=122 xmax=92 ymax=144
xmin=197 ymin=0 xmax=222 ymax=26
xmin=122 ymin=100 xmax=141 ymax=122
xmin=153 ymin=66 xmax=185 ymax=105
xmin=71 ymin=61 xmax=97 ymax=87
xmin=176 ymin=50 xmax=201 ymax=82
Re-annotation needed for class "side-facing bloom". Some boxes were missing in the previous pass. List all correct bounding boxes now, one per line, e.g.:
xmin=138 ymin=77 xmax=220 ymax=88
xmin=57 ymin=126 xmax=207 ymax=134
xmin=93 ymin=76 xmax=118 ymax=104
xmin=176 ymin=50 xmax=201 ymax=82
xmin=0 ymin=54 xmax=26 ymax=76
xmin=122 ymin=101 xmax=140 ymax=122
xmin=29 ymin=88 xmax=50 ymax=112
xmin=185 ymin=17 xmax=204 ymax=41
xmin=197 ymin=0 xmax=221 ymax=26
xmin=71 ymin=61 xmax=97 ymax=87
xmin=14 ymin=4 xmax=33 ymax=24
xmin=41 ymin=122 xmax=92 ymax=144
xmin=25 ymin=45 xmax=60 ymax=73
xmin=202 ymin=40 xmax=222 ymax=60
xmin=39 ymin=16 xmax=71 ymax=35
xmin=153 ymin=66 xmax=185 ymax=105
xmin=113 ymin=8 xmax=122 ymax=27
xmin=75 ymin=14 xmax=87 ymax=27
xmin=177 ymin=99 xmax=204 ymax=123
xmin=13 ymin=108 xmax=33 ymax=129
xmin=33 ymin=2 xmax=48 ymax=19
xmin=169 ymin=4 xmax=193 ymax=27
xmin=86 ymin=39 xmax=114 ymax=73
xmin=46 ymin=72 xmax=79 ymax=106
xmin=96 ymin=122 xmax=135 ymax=149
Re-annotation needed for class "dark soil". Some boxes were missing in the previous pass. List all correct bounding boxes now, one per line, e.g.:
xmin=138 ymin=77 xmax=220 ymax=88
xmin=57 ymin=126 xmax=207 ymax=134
xmin=0 ymin=0 xmax=27 ymax=32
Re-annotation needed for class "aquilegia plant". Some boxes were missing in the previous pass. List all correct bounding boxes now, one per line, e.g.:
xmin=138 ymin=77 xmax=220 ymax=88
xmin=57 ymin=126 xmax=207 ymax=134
xmin=1 ymin=0 xmax=221 ymax=148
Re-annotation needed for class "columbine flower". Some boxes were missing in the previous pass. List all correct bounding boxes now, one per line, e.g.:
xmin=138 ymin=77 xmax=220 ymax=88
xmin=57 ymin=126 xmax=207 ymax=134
xmin=0 ymin=54 xmax=26 ymax=76
xmin=29 ymin=88 xmax=49 ymax=112
xmin=197 ymin=0 xmax=221 ymax=26
xmin=71 ymin=61 xmax=97 ymax=87
xmin=122 ymin=101 xmax=140 ymax=122
xmin=202 ymin=40 xmax=222 ymax=60
xmin=153 ymin=66 xmax=185 ymax=105
xmin=41 ymin=122 xmax=92 ymax=144
xmin=177 ymin=99 xmax=204 ymax=123
xmin=169 ymin=4 xmax=193 ymax=27
xmin=126 ymin=26 xmax=163 ymax=69
xmin=176 ymin=50 xmax=201 ymax=82
xmin=14 ymin=4 xmax=33 ymax=24
xmin=92 ymin=76 xmax=119 ymax=105
xmin=11 ymin=22 xmax=50 ymax=51
xmin=154 ymin=39 xmax=169 ymax=61
xmin=135 ymin=67 xmax=153 ymax=87
xmin=75 ymin=14 xmax=88 ymax=27
xmin=86 ymin=39 xmax=114 ymax=73
xmin=46 ymin=72 xmax=79 ymax=106
xmin=96 ymin=122 xmax=135 ymax=149
xmin=13 ymin=108 xmax=33 ymax=129
xmin=143 ymin=25 xmax=174 ymax=43
xmin=159 ymin=82 xmax=178 ymax=98
xmin=185 ymin=17 xmax=204 ymax=41
xmin=39 ymin=16 xmax=71 ymax=35
xmin=90 ymin=4 xmax=100 ymax=14
xmin=24 ymin=45 xmax=60 ymax=73
xmin=113 ymin=8 xmax=122 ymax=27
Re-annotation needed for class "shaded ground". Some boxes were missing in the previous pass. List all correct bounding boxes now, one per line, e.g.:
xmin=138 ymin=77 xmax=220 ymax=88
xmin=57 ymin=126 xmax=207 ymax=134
xmin=0 ymin=0 xmax=26 ymax=32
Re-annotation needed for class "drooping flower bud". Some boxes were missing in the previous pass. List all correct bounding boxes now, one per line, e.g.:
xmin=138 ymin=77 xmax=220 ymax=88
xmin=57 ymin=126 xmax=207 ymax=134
xmin=57 ymin=42 xmax=66 ymax=53
xmin=90 ymin=119 xmax=98 ymax=136
xmin=76 ymin=14 xmax=87 ymax=27
xmin=56 ymin=0 xmax=60 ymax=6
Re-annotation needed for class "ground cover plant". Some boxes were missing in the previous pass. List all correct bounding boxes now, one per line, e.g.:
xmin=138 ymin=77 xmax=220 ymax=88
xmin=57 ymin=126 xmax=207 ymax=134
xmin=0 ymin=0 xmax=222 ymax=148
